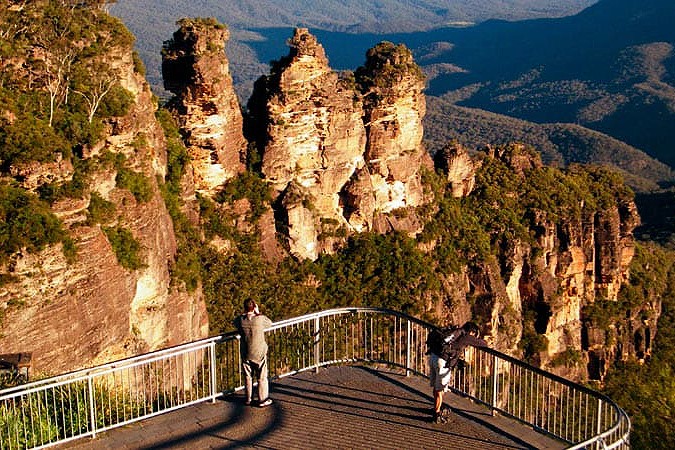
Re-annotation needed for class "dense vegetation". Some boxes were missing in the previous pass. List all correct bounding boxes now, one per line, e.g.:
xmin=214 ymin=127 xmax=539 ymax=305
xmin=0 ymin=183 xmax=74 ymax=266
xmin=3 ymin=4 xmax=674 ymax=448
xmin=0 ymin=1 xmax=146 ymax=265
xmin=0 ymin=1 xmax=134 ymax=167
xmin=601 ymin=243 xmax=675 ymax=449
xmin=190 ymin=143 xmax=630 ymax=341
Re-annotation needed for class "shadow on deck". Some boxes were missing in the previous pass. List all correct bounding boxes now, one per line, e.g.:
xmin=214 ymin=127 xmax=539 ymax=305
xmin=66 ymin=365 xmax=566 ymax=449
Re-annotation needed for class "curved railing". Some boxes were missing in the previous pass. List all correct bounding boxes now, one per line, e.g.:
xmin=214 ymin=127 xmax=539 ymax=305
xmin=0 ymin=307 xmax=630 ymax=449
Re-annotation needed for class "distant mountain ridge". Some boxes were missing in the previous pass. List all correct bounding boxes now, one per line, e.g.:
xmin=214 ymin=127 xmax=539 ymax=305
xmin=110 ymin=0 xmax=596 ymax=98
xmin=419 ymin=0 xmax=675 ymax=168
xmin=425 ymin=96 xmax=674 ymax=192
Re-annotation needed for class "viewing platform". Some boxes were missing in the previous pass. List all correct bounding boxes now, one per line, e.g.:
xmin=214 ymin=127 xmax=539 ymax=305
xmin=66 ymin=365 xmax=564 ymax=449
xmin=1 ymin=308 xmax=629 ymax=449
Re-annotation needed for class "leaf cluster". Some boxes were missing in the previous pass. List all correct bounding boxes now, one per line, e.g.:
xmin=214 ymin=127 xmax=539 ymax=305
xmin=102 ymin=225 xmax=144 ymax=270
xmin=0 ymin=183 xmax=70 ymax=264
xmin=602 ymin=242 xmax=675 ymax=450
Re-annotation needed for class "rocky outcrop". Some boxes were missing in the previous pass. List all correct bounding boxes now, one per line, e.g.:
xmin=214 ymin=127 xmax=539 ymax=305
xmin=256 ymin=30 xmax=431 ymax=259
xmin=356 ymin=42 xmax=431 ymax=215
xmin=162 ymin=18 xmax=246 ymax=196
xmin=0 ymin=28 xmax=208 ymax=375
xmin=258 ymin=28 xmax=366 ymax=259
xmin=434 ymin=145 xmax=644 ymax=380
xmin=434 ymin=142 xmax=477 ymax=197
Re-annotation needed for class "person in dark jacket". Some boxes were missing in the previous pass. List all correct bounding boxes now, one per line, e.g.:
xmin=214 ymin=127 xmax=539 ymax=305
xmin=428 ymin=321 xmax=487 ymax=423
xmin=234 ymin=299 xmax=273 ymax=407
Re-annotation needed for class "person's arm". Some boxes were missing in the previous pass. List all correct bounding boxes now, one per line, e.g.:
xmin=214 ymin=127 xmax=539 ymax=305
xmin=456 ymin=334 xmax=487 ymax=349
xmin=465 ymin=335 xmax=487 ymax=347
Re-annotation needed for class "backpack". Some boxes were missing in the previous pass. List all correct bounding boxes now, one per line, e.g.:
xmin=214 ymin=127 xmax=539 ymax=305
xmin=426 ymin=325 xmax=465 ymax=361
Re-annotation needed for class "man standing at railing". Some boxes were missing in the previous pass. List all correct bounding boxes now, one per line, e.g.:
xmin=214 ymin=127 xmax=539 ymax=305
xmin=234 ymin=299 xmax=274 ymax=407
xmin=427 ymin=321 xmax=487 ymax=424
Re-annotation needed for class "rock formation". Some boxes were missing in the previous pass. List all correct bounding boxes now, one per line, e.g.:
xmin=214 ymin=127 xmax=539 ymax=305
xmin=162 ymin=18 xmax=246 ymax=196
xmin=255 ymin=30 xmax=431 ymax=259
xmin=0 ymin=13 xmax=208 ymax=375
xmin=434 ymin=144 xmax=645 ymax=379
xmin=0 ymin=10 xmax=656 ymax=385
xmin=356 ymin=42 xmax=431 ymax=215
xmin=433 ymin=142 xmax=477 ymax=197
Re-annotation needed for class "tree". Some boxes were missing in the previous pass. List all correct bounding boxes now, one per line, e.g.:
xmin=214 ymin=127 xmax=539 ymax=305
xmin=71 ymin=59 xmax=119 ymax=123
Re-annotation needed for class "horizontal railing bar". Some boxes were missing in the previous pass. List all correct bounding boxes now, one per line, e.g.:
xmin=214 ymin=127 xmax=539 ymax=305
xmin=0 ymin=335 xmax=226 ymax=396
xmin=477 ymin=346 xmax=620 ymax=402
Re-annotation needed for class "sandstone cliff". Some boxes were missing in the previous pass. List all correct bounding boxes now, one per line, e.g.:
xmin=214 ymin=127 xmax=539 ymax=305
xmin=433 ymin=143 xmax=648 ymax=380
xmin=0 ymin=5 xmax=208 ymax=375
xmin=162 ymin=18 xmax=246 ymax=196
xmin=0 ymin=10 xmax=657 ymax=385
xmin=252 ymin=29 xmax=430 ymax=259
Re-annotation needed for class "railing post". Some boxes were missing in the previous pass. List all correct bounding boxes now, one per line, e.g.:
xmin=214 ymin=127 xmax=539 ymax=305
xmin=314 ymin=316 xmax=320 ymax=373
xmin=491 ymin=353 xmax=499 ymax=416
xmin=87 ymin=375 xmax=97 ymax=438
xmin=597 ymin=398 xmax=604 ymax=437
xmin=209 ymin=341 xmax=217 ymax=403
xmin=405 ymin=320 xmax=412 ymax=377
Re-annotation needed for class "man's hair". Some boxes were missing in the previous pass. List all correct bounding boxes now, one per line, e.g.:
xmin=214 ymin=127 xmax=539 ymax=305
xmin=462 ymin=321 xmax=480 ymax=336
xmin=244 ymin=299 xmax=256 ymax=312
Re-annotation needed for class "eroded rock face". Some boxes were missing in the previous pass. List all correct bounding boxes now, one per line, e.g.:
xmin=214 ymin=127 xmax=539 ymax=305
xmin=257 ymin=30 xmax=431 ymax=259
xmin=436 ymin=147 xmax=644 ymax=380
xmin=434 ymin=142 xmax=478 ymax=197
xmin=357 ymin=42 xmax=429 ymax=215
xmin=258 ymin=28 xmax=367 ymax=259
xmin=0 ymin=38 xmax=208 ymax=375
xmin=162 ymin=18 xmax=246 ymax=196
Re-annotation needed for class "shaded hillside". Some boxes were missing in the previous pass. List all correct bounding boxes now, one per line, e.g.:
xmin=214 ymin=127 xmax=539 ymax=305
xmin=231 ymin=0 xmax=675 ymax=172
xmin=421 ymin=0 xmax=675 ymax=168
xmin=109 ymin=0 xmax=595 ymax=99
xmin=424 ymin=96 xmax=675 ymax=192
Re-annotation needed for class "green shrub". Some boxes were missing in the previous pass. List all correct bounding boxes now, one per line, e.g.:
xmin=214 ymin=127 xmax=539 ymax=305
xmin=132 ymin=51 xmax=146 ymax=76
xmin=86 ymin=192 xmax=116 ymax=225
xmin=102 ymin=226 xmax=145 ymax=270
xmin=116 ymin=168 xmax=153 ymax=203
xmin=215 ymin=172 xmax=271 ymax=222
xmin=37 ymin=158 xmax=91 ymax=204
xmin=0 ymin=183 xmax=69 ymax=264
xmin=96 ymin=84 xmax=134 ymax=119
xmin=0 ymin=117 xmax=70 ymax=170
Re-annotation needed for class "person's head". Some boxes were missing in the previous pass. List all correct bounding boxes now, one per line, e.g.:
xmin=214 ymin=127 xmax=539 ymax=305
xmin=462 ymin=321 xmax=480 ymax=337
xmin=244 ymin=299 xmax=257 ymax=313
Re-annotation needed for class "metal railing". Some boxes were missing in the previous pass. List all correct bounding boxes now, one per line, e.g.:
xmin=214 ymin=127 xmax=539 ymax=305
xmin=0 ymin=307 xmax=630 ymax=449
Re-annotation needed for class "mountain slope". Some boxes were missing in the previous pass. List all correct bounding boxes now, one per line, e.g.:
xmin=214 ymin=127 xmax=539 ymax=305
xmin=421 ymin=0 xmax=675 ymax=167
xmin=109 ymin=0 xmax=595 ymax=98
xmin=425 ymin=96 xmax=675 ymax=192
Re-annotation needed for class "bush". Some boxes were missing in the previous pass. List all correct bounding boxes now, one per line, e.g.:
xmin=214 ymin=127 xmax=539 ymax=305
xmin=86 ymin=192 xmax=116 ymax=225
xmin=0 ymin=117 xmax=70 ymax=170
xmin=116 ymin=168 xmax=153 ymax=203
xmin=0 ymin=183 xmax=69 ymax=264
xmin=215 ymin=172 xmax=271 ymax=222
xmin=102 ymin=226 xmax=145 ymax=270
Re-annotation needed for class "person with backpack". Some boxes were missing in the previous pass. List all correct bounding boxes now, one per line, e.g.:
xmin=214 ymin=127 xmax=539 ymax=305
xmin=426 ymin=321 xmax=487 ymax=423
xmin=234 ymin=299 xmax=274 ymax=407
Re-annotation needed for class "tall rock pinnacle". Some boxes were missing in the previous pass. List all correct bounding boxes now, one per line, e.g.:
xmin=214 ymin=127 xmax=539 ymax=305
xmin=162 ymin=18 xmax=246 ymax=196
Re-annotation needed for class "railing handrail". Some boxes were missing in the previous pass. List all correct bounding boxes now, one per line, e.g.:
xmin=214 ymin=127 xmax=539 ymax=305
xmin=0 ymin=335 xmax=225 ymax=398
xmin=0 ymin=307 xmax=630 ymax=449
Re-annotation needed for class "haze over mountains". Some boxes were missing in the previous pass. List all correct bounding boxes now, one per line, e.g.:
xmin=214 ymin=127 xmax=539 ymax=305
xmin=110 ymin=0 xmax=596 ymax=98
xmin=111 ymin=0 xmax=675 ymax=185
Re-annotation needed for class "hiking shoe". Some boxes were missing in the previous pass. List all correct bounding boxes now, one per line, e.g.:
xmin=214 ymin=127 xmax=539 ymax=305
xmin=433 ymin=412 xmax=448 ymax=424
xmin=258 ymin=398 xmax=273 ymax=407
